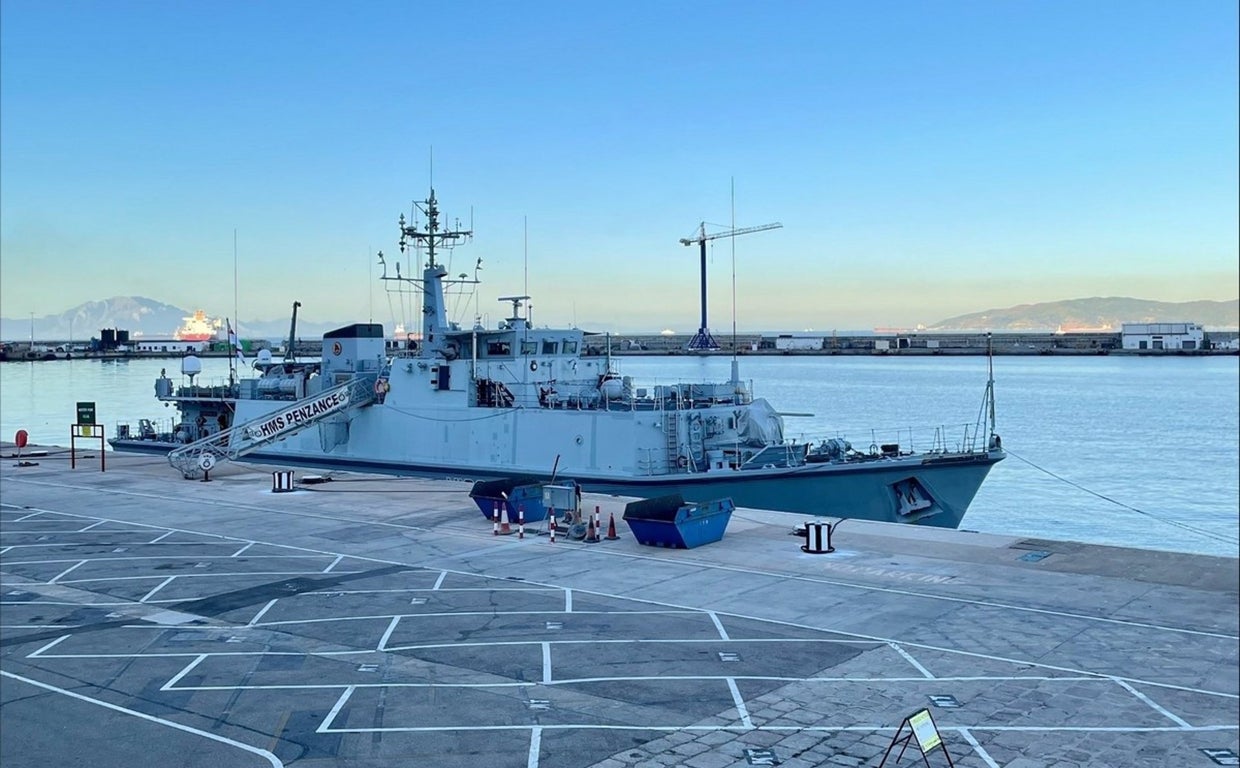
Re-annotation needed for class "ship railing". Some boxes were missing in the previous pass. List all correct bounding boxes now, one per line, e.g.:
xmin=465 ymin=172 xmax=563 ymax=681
xmin=115 ymin=416 xmax=181 ymax=443
xmin=793 ymin=422 xmax=990 ymax=458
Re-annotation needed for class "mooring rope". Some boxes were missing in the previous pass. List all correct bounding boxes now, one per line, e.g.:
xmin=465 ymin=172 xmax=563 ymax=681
xmin=1006 ymin=450 xmax=1239 ymax=546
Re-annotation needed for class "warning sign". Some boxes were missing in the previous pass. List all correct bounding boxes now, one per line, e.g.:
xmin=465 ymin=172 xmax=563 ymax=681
xmin=909 ymin=709 xmax=942 ymax=753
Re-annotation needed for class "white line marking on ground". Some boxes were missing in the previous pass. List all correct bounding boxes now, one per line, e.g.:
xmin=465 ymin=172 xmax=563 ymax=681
xmin=890 ymin=642 xmax=934 ymax=678
xmin=432 ymin=571 xmax=447 ymax=590
xmin=5 ymin=554 xmax=318 ymax=566
xmin=318 ymin=686 xmax=355 ymax=733
xmin=13 ymin=511 xmax=45 ymax=522
xmin=231 ymin=542 xmax=254 ymax=557
xmin=48 ymin=560 xmax=86 ymax=584
xmin=0 ymin=601 xmax=133 ymax=606
xmin=564 ymin=589 xmax=572 ymax=613
xmin=727 ymin=678 xmax=754 ymax=728
xmin=161 ymin=654 xmax=208 ymax=691
xmin=0 ymin=529 xmax=154 ymax=536
xmin=323 ymin=554 xmax=344 ymax=573
xmin=255 ymin=609 xmax=712 ymax=628
xmin=527 ymin=724 xmax=542 ymax=768
xmin=38 ymin=649 xmax=374 ymax=660
xmin=317 ymin=722 xmax=1240 ymax=735
xmin=149 ymin=531 xmax=174 ymax=544
xmin=26 ymin=634 xmax=70 ymax=658
xmin=77 ymin=520 xmax=106 ymax=532
xmin=0 ymin=670 xmax=283 ymax=767
xmin=248 ymin=599 xmax=278 ymax=627
xmin=0 ymin=546 xmax=10 ymax=555
xmin=542 ymin=642 xmax=552 ymax=684
xmin=146 ymin=674 xmax=1125 ymax=693
xmin=60 ymin=571 xmax=339 ymax=585
xmin=1 ymin=542 xmax=194 ymax=551
xmin=301 ymin=586 xmax=559 ymax=595
xmin=139 ymin=576 xmax=176 ymax=603
xmin=709 ymin=612 xmax=730 ymax=640
xmin=377 ymin=616 xmax=400 ymax=651
xmin=957 ymin=728 xmax=1000 ymax=768
xmin=1113 ymin=677 xmax=1193 ymax=728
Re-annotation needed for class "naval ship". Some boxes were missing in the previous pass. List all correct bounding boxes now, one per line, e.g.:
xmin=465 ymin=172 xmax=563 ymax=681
xmin=110 ymin=189 xmax=1005 ymax=528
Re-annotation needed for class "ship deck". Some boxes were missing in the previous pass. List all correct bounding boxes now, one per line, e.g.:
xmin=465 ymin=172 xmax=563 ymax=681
xmin=1 ymin=444 xmax=1236 ymax=768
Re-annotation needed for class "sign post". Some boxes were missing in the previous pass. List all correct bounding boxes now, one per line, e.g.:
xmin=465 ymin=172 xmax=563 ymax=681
xmin=879 ymin=708 xmax=956 ymax=767
xmin=71 ymin=401 xmax=105 ymax=472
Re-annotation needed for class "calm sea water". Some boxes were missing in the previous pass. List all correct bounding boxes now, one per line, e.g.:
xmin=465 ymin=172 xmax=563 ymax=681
xmin=1 ymin=354 xmax=1237 ymax=557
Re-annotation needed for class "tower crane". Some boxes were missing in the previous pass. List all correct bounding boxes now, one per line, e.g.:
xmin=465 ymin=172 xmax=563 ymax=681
xmin=679 ymin=221 xmax=782 ymax=350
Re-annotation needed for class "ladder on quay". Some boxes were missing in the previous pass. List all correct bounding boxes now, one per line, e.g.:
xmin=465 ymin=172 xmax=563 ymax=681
xmin=167 ymin=375 xmax=377 ymax=478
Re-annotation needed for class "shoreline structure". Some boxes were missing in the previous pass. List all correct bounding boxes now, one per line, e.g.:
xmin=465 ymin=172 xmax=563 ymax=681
xmin=5 ymin=329 xmax=1240 ymax=361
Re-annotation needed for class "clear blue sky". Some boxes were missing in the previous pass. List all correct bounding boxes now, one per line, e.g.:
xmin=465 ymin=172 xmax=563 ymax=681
xmin=2 ymin=0 xmax=1236 ymax=333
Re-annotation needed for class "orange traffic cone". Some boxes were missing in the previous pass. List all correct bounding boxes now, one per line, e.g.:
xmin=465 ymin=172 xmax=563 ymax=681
xmin=498 ymin=504 xmax=513 ymax=535
xmin=585 ymin=516 xmax=600 ymax=543
xmin=605 ymin=511 xmax=619 ymax=540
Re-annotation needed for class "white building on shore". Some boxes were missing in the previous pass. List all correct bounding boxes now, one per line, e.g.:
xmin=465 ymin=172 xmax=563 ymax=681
xmin=1120 ymin=323 xmax=1205 ymax=351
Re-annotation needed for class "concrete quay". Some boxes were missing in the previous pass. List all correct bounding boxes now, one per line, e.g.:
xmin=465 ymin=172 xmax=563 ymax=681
xmin=1 ymin=445 xmax=1236 ymax=768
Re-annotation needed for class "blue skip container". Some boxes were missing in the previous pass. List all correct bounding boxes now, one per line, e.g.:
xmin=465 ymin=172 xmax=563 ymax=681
xmin=622 ymin=494 xmax=734 ymax=549
xmin=468 ymin=477 xmax=577 ymax=523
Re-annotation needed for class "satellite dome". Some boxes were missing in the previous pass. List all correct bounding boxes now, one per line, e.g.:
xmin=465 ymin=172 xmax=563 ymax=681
xmin=257 ymin=349 xmax=273 ymax=364
xmin=181 ymin=355 xmax=202 ymax=377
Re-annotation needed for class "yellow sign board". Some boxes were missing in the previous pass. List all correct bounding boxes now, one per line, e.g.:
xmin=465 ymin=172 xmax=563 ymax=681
xmin=908 ymin=709 xmax=942 ymax=753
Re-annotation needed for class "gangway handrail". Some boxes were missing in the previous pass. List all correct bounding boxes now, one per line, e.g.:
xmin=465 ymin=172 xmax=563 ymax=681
xmin=167 ymin=375 xmax=377 ymax=478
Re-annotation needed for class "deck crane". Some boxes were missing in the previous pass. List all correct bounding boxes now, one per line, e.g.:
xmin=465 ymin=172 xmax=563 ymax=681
xmin=679 ymin=221 xmax=782 ymax=350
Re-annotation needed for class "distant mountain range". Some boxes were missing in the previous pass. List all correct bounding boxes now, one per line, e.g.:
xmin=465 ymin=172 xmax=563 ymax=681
xmin=1 ymin=295 xmax=1237 ymax=341
xmin=928 ymin=297 xmax=1239 ymax=331
xmin=0 ymin=297 xmax=344 ymax=342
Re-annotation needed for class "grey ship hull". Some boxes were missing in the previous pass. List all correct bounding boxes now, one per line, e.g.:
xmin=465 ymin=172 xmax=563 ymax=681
xmin=111 ymin=437 xmax=1001 ymax=528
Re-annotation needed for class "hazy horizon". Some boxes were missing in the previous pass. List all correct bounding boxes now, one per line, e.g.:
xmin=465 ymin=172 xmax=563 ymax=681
xmin=2 ymin=2 xmax=1237 ymax=331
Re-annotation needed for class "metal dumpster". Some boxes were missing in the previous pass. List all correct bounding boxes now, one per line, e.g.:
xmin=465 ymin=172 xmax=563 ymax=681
xmin=621 ymin=494 xmax=734 ymax=549
xmin=468 ymin=477 xmax=577 ymax=523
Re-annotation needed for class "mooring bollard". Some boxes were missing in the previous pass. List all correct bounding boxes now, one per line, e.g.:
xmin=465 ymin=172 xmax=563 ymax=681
xmin=272 ymin=470 xmax=295 ymax=493
xmin=799 ymin=521 xmax=835 ymax=554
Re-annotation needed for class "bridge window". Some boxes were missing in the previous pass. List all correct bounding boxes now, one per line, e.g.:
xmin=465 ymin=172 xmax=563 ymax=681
xmin=521 ymin=341 xmax=537 ymax=355
xmin=542 ymin=340 xmax=558 ymax=355
xmin=562 ymin=341 xmax=577 ymax=354
xmin=486 ymin=340 xmax=512 ymax=356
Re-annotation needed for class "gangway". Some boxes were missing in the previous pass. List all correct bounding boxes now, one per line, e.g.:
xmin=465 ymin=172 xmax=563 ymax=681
xmin=168 ymin=375 xmax=378 ymax=478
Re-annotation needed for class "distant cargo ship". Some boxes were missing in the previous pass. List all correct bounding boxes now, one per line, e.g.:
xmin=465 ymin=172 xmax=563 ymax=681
xmin=174 ymin=310 xmax=222 ymax=342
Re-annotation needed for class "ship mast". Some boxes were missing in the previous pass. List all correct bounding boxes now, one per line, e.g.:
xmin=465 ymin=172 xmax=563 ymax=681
xmin=394 ymin=189 xmax=475 ymax=359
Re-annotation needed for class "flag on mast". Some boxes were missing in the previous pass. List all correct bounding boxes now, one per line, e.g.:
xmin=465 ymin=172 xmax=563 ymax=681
xmin=227 ymin=319 xmax=246 ymax=366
